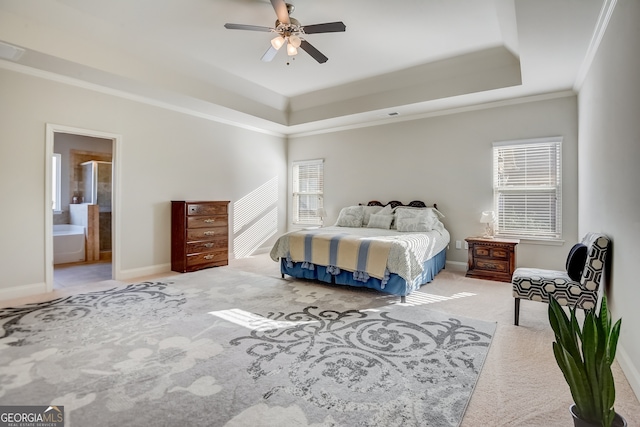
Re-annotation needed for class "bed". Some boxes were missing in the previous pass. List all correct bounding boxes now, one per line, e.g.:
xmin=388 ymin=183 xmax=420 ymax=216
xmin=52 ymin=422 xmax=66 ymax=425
xmin=269 ymin=200 xmax=450 ymax=301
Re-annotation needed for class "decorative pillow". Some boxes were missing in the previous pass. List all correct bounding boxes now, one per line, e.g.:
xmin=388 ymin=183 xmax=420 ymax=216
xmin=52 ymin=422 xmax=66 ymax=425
xmin=377 ymin=204 xmax=393 ymax=215
xmin=362 ymin=205 xmax=383 ymax=226
xmin=335 ymin=206 xmax=365 ymax=227
xmin=395 ymin=206 xmax=444 ymax=219
xmin=565 ymin=243 xmax=588 ymax=281
xmin=395 ymin=208 xmax=438 ymax=232
xmin=366 ymin=213 xmax=394 ymax=229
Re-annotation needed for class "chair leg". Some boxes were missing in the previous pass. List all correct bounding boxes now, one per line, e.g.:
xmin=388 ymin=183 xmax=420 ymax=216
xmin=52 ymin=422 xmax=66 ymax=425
xmin=514 ymin=298 xmax=520 ymax=326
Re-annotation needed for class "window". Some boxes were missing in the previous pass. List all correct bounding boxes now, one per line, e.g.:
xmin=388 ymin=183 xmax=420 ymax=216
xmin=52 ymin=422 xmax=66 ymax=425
xmin=292 ymin=159 xmax=324 ymax=225
xmin=493 ymin=137 xmax=562 ymax=240
xmin=52 ymin=153 xmax=62 ymax=212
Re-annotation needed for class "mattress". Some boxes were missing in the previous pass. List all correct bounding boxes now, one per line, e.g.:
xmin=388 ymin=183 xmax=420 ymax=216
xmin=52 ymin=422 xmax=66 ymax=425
xmin=270 ymin=225 xmax=450 ymax=284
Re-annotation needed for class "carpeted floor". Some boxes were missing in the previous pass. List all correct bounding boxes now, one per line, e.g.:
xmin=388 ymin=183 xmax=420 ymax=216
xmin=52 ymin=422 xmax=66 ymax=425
xmin=1 ymin=267 xmax=494 ymax=427
xmin=1 ymin=253 xmax=639 ymax=426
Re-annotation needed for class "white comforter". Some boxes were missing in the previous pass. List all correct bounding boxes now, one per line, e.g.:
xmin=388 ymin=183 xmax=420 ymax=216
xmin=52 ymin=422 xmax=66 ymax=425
xmin=270 ymin=225 xmax=450 ymax=283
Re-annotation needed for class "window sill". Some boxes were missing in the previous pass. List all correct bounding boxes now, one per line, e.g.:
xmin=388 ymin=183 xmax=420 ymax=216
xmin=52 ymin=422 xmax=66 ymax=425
xmin=53 ymin=210 xmax=63 ymax=215
xmin=496 ymin=235 xmax=565 ymax=246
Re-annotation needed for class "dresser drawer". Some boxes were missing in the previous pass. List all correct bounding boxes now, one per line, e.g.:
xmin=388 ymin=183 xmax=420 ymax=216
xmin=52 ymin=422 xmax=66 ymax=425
xmin=187 ymin=250 xmax=227 ymax=267
xmin=186 ymin=226 xmax=227 ymax=241
xmin=187 ymin=203 xmax=228 ymax=216
xmin=187 ymin=216 xmax=228 ymax=229
xmin=187 ymin=238 xmax=228 ymax=254
xmin=476 ymin=259 xmax=509 ymax=273
xmin=474 ymin=245 xmax=508 ymax=259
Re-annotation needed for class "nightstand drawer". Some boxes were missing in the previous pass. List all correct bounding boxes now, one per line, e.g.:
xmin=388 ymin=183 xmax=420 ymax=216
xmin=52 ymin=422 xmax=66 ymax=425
xmin=474 ymin=246 xmax=508 ymax=259
xmin=476 ymin=259 xmax=508 ymax=273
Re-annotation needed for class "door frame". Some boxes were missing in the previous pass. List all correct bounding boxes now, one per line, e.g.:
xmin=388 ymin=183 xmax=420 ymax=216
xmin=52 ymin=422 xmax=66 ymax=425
xmin=45 ymin=123 xmax=122 ymax=291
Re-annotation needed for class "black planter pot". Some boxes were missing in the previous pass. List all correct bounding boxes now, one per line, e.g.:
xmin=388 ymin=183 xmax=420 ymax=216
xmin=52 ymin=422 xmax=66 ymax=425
xmin=570 ymin=404 xmax=627 ymax=427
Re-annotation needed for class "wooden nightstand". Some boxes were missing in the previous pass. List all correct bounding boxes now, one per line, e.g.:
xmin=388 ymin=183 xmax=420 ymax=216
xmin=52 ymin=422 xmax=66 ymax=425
xmin=465 ymin=237 xmax=520 ymax=282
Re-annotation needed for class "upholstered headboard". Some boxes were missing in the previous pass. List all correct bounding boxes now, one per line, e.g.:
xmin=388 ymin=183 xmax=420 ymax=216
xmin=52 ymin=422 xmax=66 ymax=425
xmin=363 ymin=200 xmax=438 ymax=210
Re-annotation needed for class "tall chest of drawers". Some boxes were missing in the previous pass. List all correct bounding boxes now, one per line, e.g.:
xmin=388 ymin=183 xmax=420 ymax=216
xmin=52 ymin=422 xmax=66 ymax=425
xmin=171 ymin=201 xmax=230 ymax=273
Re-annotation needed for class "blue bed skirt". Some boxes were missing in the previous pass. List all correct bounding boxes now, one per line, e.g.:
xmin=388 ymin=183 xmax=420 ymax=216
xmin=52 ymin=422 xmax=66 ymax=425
xmin=280 ymin=248 xmax=447 ymax=297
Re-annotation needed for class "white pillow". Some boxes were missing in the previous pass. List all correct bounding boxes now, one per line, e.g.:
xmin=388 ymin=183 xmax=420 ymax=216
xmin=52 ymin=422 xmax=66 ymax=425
xmin=367 ymin=213 xmax=394 ymax=229
xmin=395 ymin=206 xmax=444 ymax=219
xmin=362 ymin=205 xmax=383 ymax=226
xmin=335 ymin=206 xmax=365 ymax=227
xmin=378 ymin=204 xmax=393 ymax=215
xmin=395 ymin=208 xmax=438 ymax=232
xmin=376 ymin=204 xmax=397 ymax=229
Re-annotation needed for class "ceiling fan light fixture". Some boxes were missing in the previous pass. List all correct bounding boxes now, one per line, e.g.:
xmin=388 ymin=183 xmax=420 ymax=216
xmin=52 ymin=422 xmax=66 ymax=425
xmin=286 ymin=43 xmax=298 ymax=56
xmin=270 ymin=35 xmax=285 ymax=50
xmin=288 ymin=34 xmax=301 ymax=48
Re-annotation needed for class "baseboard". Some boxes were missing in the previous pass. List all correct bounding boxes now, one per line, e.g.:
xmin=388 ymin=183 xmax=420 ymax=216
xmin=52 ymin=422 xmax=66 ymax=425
xmin=617 ymin=343 xmax=640 ymax=401
xmin=117 ymin=263 xmax=171 ymax=281
xmin=446 ymin=261 xmax=468 ymax=272
xmin=0 ymin=282 xmax=48 ymax=302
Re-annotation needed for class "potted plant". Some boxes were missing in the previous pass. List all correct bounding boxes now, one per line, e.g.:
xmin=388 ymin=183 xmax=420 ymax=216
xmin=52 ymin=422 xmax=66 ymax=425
xmin=548 ymin=295 xmax=626 ymax=427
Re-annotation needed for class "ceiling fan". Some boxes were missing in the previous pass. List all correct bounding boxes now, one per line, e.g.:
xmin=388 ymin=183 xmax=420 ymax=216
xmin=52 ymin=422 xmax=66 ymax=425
xmin=224 ymin=0 xmax=346 ymax=64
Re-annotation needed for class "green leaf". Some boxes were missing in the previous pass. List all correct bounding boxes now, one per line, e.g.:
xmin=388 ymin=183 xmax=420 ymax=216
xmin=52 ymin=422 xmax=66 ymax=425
xmin=549 ymin=298 xmax=582 ymax=361
xmin=553 ymin=342 xmax=594 ymax=418
xmin=582 ymin=312 xmax=602 ymax=418
xmin=607 ymin=319 xmax=622 ymax=363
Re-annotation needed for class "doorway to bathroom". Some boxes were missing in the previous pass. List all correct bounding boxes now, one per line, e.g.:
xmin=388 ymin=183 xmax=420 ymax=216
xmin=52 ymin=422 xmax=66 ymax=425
xmin=45 ymin=124 xmax=121 ymax=292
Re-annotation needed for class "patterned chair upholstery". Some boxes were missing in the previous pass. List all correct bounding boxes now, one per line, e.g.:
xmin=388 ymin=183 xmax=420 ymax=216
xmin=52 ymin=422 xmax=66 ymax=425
xmin=511 ymin=233 xmax=609 ymax=325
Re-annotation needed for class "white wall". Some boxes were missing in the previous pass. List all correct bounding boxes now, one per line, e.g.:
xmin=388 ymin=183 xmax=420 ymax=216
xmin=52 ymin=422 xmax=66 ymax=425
xmin=288 ymin=96 xmax=579 ymax=269
xmin=577 ymin=0 xmax=640 ymax=398
xmin=0 ymin=68 xmax=287 ymax=300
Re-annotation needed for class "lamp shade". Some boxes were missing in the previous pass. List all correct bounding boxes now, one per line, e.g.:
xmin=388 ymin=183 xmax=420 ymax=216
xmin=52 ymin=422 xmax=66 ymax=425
xmin=271 ymin=36 xmax=285 ymax=50
xmin=317 ymin=207 xmax=327 ymax=218
xmin=480 ymin=211 xmax=496 ymax=224
xmin=286 ymin=43 xmax=298 ymax=56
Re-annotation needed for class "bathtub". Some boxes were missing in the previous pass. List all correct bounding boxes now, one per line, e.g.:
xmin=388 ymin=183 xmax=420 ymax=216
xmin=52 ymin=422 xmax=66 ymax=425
xmin=53 ymin=224 xmax=86 ymax=264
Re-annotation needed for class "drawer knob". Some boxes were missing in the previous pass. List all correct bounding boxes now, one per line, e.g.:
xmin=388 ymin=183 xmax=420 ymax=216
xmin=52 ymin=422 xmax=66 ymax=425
xmin=204 ymin=243 xmax=214 ymax=248
xmin=204 ymin=254 xmax=214 ymax=260
xmin=204 ymin=219 xmax=216 ymax=223
xmin=204 ymin=231 xmax=215 ymax=236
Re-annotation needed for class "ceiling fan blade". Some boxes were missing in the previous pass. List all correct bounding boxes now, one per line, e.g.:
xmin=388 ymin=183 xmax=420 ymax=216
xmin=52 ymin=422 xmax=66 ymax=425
xmin=261 ymin=45 xmax=279 ymax=62
xmin=224 ymin=23 xmax=273 ymax=32
xmin=270 ymin=0 xmax=290 ymax=25
xmin=302 ymin=22 xmax=346 ymax=34
xmin=300 ymin=40 xmax=328 ymax=64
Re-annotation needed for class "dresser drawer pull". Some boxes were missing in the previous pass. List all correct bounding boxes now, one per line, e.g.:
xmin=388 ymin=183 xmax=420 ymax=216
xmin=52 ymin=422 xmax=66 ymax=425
xmin=204 ymin=219 xmax=216 ymax=223
xmin=203 ymin=231 xmax=215 ymax=236
xmin=204 ymin=243 xmax=214 ymax=248
xmin=203 ymin=254 xmax=214 ymax=260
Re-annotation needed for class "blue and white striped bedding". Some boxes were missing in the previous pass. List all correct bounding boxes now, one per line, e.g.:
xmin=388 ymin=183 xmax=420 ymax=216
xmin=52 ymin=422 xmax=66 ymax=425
xmin=270 ymin=225 xmax=450 ymax=284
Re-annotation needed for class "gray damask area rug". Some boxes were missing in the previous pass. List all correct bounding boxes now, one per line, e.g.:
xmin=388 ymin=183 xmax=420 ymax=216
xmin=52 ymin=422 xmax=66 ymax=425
xmin=0 ymin=268 xmax=496 ymax=427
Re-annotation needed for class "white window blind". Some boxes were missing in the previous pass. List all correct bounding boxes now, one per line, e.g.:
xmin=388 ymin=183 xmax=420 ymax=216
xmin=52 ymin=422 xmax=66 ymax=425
xmin=292 ymin=159 xmax=324 ymax=224
xmin=493 ymin=137 xmax=562 ymax=239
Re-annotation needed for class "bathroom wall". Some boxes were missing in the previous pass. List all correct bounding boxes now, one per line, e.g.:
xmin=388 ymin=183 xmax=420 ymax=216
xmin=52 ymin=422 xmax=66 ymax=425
xmin=53 ymin=133 xmax=112 ymax=225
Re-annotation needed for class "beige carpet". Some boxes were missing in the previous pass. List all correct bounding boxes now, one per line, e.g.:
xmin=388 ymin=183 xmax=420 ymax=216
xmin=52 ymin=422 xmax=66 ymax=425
xmin=226 ymin=254 xmax=640 ymax=427
xmin=3 ymin=253 xmax=639 ymax=426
